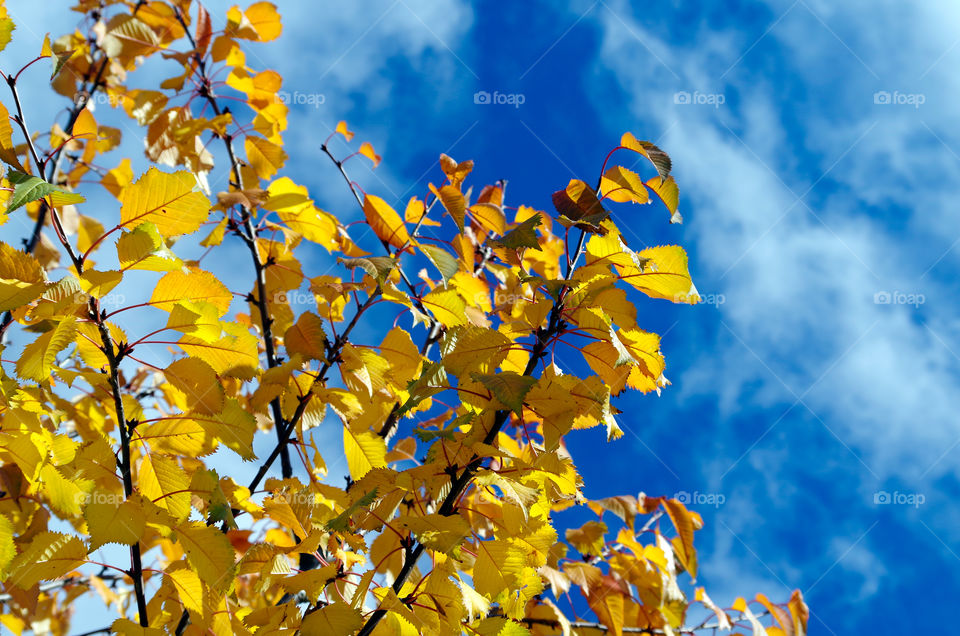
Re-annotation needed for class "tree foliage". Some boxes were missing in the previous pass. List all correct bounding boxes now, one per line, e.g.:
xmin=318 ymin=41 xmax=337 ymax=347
xmin=0 ymin=2 xmax=808 ymax=635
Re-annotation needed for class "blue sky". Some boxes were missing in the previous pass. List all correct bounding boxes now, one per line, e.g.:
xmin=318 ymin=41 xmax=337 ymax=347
xmin=4 ymin=1 xmax=960 ymax=633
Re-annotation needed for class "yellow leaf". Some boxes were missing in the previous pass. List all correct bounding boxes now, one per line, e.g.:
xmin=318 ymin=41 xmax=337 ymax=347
xmin=285 ymin=311 xmax=327 ymax=360
xmin=116 ymin=222 xmax=183 ymax=272
xmin=343 ymin=428 xmax=387 ymax=480
xmin=16 ymin=317 xmax=77 ymax=382
xmin=565 ymin=521 xmax=607 ymax=558
xmin=421 ymin=288 xmax=467 ymax=327
xmin=585 ymin=576 xmax=626 ymax=636
xmin=600 ymin=166 xmax=649 ymax=204
xmin=663 ymin=498 xmax=697 ymax=578
xmin=228 ymin=1 xmax=282 ymax=42
xmin=139 ymin=454 xmax=191 ymax=522
xmin=218 ymin=398 xmax=259 ymax=459
xmin=380 ymin=327 xmax=421 ymax=386
xmin=6 ymin=532 xmax=86 ymax=589
xmin=552 ymin=179 xmax=608 ymax=232
xmin=335 ymin=120 xmax=355 ymax=141
xmin=646 ymin=175 xmax=681 ymax=223
xmin=151 ymin=269 xmax=232 ymax=315
xmin=300 ymin=602 xmax=364 ymax=635
xmin=177 ymin=326 xmax=259 ymax=379
xmin=430 ymin=183 xmax=466 ymax=232
xmin=441 ymin=326 xmax=510 ymax=377
xmin=72 ymin=108 xmax=97 ymax=141
xmin=102 ymin=158 xmax=134 ymax=200
xmin=164 ymin=357 xmax=225 ymax=415
xmin=245 ymin=134 xmax=287 ymax=180
xmin=79 ymin=269 xmax=123 ymax=298
xmin=358 ymin=141 xmax=381 ymax=167
xmin=469 ymin=202 xmax=506 ymax=236
xmin=620 ymin=132 xmax=672 ymax=180
xmin=0 ymin=241 xmax=46 ymax=312
xmin=0 ymin=515 xmax=15 ymax=578
xmin=395 ymin=514 xmax=470 ymax=556
xmin=580 ymin=341 xmax=631 ymax=396
xmin=0 ymin=6 xmax=13 ymax=54
xmin=439 ymin=153 xmax=473 ymax=186
xmin=76 ymin=214 xmax=105 ymax=255
xmin=363 ymin=194 xmax=412 ymax=252
xmin=175 ymin=522 xmax=236 ymax=590
xmin=620 ymin=245 xmax=698 ymax=304
xmin=404 ymin=196 xmax=439 ymax=227
xmin=85 ymin=497 xmax=146 ymax=550
xmin=473 ymin=540 xmax=526 ymax=599
xmin=264 ymin=177 xmax=338 ymax=250
xmin=39 ymin=463 xmax=89 ymax=517
xmin=167 ymin=563 xmax=204 ymax=619
xmin=120 ymin=167 xmax=211 ymax=237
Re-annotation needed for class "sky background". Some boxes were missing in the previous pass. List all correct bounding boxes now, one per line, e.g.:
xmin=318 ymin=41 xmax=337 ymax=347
xmin=3 ymin=1 xmax=959 ymax=634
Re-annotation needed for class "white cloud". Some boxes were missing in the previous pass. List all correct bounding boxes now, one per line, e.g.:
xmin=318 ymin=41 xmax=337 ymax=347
xmin=593 ymin=0 xmax=960 ymax=478
xmin=587 ymin=0 xmax=960 ymax=611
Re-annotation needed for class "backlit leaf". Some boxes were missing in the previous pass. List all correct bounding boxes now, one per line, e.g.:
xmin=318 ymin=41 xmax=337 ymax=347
xmin=120 ymin=167 xmax=210 ymax=237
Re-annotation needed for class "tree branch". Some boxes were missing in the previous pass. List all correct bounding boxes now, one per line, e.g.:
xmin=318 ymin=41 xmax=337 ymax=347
xmin=357 ymin=230 xmax=585 ymax=636
xmin=174 ymin=6 xmax=293 ymax=479
xmin=1 ymin=8 xmax=130 ymax=337
xmin=3 ymin=70 xmax=149 ymax=628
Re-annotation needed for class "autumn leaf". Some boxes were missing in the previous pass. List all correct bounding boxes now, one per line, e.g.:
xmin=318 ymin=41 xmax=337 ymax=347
xmin=6 ymin=532 xmax=86 ymax=589
xmin=620 ymin=132 xmax=672 ymax=180
xmin=301 ymin=602 xmax=364 ymax=635
xmin=619 ymin=245 xmax=699 ymax=304
xmin=363 ymin=194 xmax=412 ymax=252
xmin=119 ymin=167 xmax=210 ymax=236
xmin=0 ymin=241 xmax=46 ymax=311
xmin=150 ymin=269 xmax=233 ymax=315
xmin=16 ymin=317 xmax=77 ymax=382
xmin=85 ymin=498 xmax=147 ymax=550
xmin=175 ymin=522 xmax=236 ymax=590
xmin=344 ymin=428 xmax=387 ymax=480
xmin=600 ymin=165 xmax=649 ymax=204
xmin=164 ymin=356 xmax=225 ymax=415
xmin=552 ymin=179 xmax=609 ymax=234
